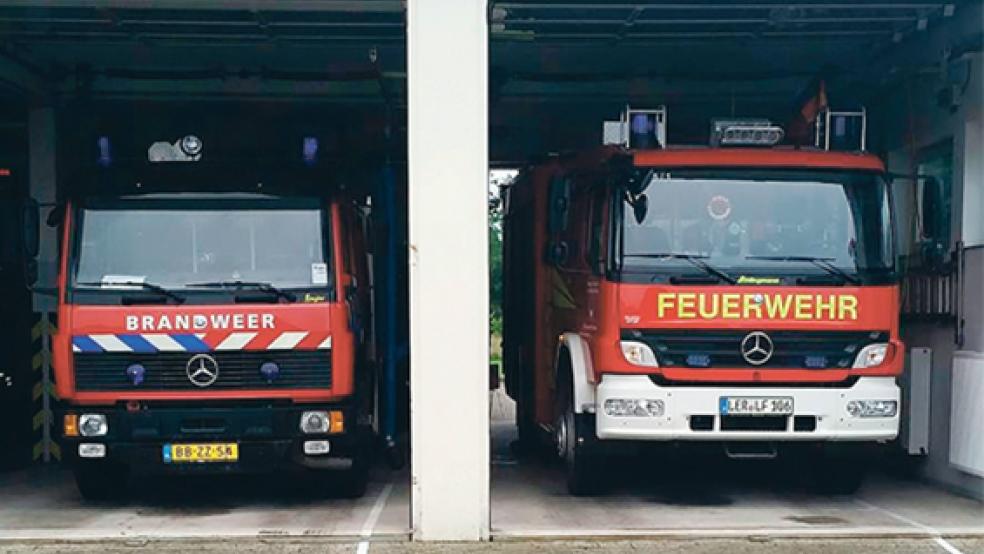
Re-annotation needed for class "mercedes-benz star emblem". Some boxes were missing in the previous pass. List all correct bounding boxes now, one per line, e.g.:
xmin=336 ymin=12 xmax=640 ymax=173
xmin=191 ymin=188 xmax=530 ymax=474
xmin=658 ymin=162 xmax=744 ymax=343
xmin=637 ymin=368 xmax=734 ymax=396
xmin=186 ymin=354 xmax=219 ymax=387
xmin=740 ymin=331 xmax=774 ymax=366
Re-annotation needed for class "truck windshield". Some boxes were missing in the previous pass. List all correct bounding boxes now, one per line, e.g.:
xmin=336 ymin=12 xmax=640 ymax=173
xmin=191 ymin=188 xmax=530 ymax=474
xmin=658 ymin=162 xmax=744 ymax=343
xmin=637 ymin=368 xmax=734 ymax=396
xmin=72 ymin=197 xmax=329 ymax=292
xmin=618 ymin=169 xmax=895 ymax=284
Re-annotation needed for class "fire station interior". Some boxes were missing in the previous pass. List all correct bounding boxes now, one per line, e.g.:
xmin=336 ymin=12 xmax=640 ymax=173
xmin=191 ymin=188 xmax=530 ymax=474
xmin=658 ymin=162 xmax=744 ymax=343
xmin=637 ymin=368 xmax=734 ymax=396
xmin=488 ymin=0 xmax=984 ymax=539
xmin=0 ymin=2 xmax=411 ymax=539
xmin=0 ymin=0 xmax=981 ymax=546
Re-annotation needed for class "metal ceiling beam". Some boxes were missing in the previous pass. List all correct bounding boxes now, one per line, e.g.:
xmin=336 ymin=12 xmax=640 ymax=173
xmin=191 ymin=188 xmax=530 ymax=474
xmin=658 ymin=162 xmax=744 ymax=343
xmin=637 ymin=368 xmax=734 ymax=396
xmin=3 ymin=31 xmax=404 ymax=42
xmin=0 ymin=50 xmax=48 ymax=96
xmin=0 ymin=17 xmax=405 ymax=27
xmin=0 ymin=0 xmax=404 ymax=12
xmin=499 ymin=16 xmax=921 ymax=25
xmin=495 ymin=3 xmax=948 ymax=10
xmin=494 ymin=29 xmax=895 ymax=39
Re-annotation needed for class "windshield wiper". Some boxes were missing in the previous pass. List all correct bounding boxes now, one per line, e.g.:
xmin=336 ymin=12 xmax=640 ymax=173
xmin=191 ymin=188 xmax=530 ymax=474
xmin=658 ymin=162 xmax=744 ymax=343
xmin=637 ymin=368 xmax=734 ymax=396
xmin=186 ymin=280 xmax=297 ymax=302
xmin=745 ymin=255 xmax=861 ymax=285
xmin=623 ymin=253 xmax=737 ymax=284
xmin=76 ymin=280 xmax=185 ymax=304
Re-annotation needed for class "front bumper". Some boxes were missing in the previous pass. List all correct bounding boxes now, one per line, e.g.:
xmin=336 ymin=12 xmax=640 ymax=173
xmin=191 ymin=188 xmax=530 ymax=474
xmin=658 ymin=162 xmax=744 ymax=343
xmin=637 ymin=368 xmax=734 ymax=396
xmin=596 ymin=375 xmax=899 ymax=442
xmin=62 ymin=403 xmax=360 ymax=474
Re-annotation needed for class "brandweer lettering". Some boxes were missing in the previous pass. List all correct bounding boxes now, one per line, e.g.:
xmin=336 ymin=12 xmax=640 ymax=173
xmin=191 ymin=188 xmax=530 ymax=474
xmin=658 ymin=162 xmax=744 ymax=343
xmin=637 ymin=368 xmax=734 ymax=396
xmin=125 ymin=313 xmax=276 ymax=332
xmin=656 ymin=293 xmax=858 ymax=321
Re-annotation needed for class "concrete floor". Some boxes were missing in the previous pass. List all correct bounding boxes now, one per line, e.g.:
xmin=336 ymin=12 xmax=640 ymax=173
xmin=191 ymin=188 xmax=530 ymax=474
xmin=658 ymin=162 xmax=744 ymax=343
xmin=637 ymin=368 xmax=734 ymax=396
xmin=4 ymin=537 xmax=984 ymax=554
xmin=489 ymin=388 xmax=984 ymax=543
xmin=0 ymin=465 xmax=410 ymax=540
xmin=0 ymin=388 xmax=979 ymax=552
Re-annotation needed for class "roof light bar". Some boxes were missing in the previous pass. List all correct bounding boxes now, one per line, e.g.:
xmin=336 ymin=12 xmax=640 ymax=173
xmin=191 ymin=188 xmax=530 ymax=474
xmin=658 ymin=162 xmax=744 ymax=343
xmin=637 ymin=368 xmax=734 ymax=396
xmin=719 ymin=124 xmax=784 ymax=147
xmin=710 ymin=119 xmax=784 ymax=147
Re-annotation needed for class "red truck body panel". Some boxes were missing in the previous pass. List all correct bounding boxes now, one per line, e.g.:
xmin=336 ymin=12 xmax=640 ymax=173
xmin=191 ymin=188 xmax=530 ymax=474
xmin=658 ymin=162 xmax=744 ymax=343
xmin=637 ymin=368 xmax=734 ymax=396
xmin=53 ymin=199 xmax=364 ymax=406
xmin=503 ymin=147 xmax=902 ymax=430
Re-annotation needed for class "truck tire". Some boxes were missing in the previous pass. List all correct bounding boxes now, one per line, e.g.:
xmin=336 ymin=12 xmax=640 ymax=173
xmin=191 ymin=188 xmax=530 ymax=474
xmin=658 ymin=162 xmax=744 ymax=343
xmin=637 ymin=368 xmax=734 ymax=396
xmin=74 ymin=463 xmax=129 ymax=502
xmin=335 ymin=453 xmax=370 ymax=499
xmin=555 ymin=369 xmax=604 ymax=496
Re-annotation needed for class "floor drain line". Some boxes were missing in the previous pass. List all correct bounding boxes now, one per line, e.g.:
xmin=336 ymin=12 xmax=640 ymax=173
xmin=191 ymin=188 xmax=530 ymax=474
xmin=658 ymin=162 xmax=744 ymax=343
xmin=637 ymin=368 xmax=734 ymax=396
xmin=854 ymin=499 xmax=966 ymax=554
xmin=356 ymin=482 xmax=393 ymax=554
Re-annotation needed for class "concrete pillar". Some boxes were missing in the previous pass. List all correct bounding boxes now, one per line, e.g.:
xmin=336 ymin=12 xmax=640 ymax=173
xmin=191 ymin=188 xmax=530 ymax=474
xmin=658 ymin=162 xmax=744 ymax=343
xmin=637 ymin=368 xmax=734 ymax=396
xmin=407 ymin=0 xmax=490 ymax=541
xmin=28 ymin=107 xmax=57 ymax=312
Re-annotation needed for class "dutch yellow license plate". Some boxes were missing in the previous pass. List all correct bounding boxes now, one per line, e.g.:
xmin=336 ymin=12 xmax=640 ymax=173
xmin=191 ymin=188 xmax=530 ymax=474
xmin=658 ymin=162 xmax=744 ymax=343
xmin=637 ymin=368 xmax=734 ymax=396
xmin=164 ymin=443 xmax=239 ymax=463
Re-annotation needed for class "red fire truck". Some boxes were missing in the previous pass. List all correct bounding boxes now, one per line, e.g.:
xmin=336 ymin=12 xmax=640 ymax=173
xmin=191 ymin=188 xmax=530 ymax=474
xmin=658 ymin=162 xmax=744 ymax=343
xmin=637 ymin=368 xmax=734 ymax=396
xmin=503 ymin=112 xmax=902 ymax=495
xmin=25 ymin=133 xmax=374 ymax=500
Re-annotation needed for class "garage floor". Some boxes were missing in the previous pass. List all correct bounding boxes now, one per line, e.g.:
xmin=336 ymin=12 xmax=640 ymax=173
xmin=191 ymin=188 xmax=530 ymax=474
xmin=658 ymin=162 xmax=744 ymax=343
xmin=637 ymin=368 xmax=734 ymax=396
xmin=0 ymin=390 xmax=978 ymax=546
xmin=0 ymin=465 xmax=409 ymax=540
xmin=490 ymin=388 xmax=984 ymax=540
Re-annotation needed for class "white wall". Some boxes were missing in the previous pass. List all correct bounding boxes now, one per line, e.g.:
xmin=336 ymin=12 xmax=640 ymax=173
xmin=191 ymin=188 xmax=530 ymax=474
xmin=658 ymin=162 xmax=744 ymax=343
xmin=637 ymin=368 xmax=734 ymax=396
xmin=882 ymin=52 xmax=984 ymax=500
xmin=407 ymin=0 xmax=490 ymax=541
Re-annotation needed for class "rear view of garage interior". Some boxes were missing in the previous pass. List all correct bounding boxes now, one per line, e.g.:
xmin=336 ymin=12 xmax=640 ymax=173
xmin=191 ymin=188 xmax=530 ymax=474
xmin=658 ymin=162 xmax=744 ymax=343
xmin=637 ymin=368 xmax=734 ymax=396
xmin=0 ymin=0 xmax=980 ymax=549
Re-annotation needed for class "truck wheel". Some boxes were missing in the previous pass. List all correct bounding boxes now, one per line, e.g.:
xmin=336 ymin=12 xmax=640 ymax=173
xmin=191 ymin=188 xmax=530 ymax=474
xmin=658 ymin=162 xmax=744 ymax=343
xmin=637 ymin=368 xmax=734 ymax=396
xmin=74 ymin=463 xmax=129 ymax=502
xmin=810 ymin=456 xmax=868 ymax=495
xmin=555 ymin=377 xmax=604 ymax=496
xmin=335 ymin=454 xmax=370 ymax=499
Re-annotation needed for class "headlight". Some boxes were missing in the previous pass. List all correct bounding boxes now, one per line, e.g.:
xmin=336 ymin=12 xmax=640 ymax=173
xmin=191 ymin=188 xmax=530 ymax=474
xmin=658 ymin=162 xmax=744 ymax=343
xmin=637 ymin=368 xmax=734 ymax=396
xmin=604 ymin=398 xmax=665 ymax=417
xmin=299 ymin=411 xmax=330 ymax=434
xmin=847 ymin=400 xmax=898 ymax=418
xmin=79 ymin=414 xmax=108 ymax=437
xmin=620 ymin=340 xmax=659 ymax=367
xmin=179 ymin=134 xmax=203 ymax=156
xmin=78 ymin=443 xmax=106 ymax=459
xmin=853 ymin=343 xmax=889 ymax=368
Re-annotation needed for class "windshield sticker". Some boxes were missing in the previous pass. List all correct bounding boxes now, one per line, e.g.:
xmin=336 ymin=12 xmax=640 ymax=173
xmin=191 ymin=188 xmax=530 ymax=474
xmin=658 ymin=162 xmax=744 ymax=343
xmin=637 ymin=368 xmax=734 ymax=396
xmin=100 ymin=275 xmax=147 ymax=288
xmin=304 ymin=293 xmax=326 ymax=303
xmin=736 ymin=276 xmax=781 ymax=285
xmin=707 ymin=195 xmax=732 ymax=220
xmin=311 ymin=263 xmax=328 ymax=285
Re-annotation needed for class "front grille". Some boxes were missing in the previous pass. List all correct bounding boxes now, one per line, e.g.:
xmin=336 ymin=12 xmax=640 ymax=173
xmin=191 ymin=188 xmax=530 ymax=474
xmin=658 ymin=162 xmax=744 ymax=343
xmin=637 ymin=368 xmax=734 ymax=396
xmin=74 ymin=350 xmax=332 ymax=391
xmin=624 ymin=329 xmax=887 ymax=370
xmin=721 ymin=415 xmax=787 ymax=431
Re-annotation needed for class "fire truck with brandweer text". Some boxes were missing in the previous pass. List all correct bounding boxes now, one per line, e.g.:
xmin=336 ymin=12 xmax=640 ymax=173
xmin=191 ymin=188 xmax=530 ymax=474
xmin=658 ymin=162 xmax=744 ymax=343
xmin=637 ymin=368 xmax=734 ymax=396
xmin=24 ymin=125 xmax=376 ymax=500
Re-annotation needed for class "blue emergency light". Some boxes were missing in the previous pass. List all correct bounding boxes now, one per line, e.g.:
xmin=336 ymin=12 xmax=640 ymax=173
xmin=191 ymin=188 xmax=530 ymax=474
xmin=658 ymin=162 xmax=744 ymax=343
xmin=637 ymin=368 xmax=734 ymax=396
xmin=126 ymin=363 xmax=145 ymax=386
xmin=97 ymin=136 xmax=112 ymax=167
xmin=303 ymin=137 xmax=319 ymax=166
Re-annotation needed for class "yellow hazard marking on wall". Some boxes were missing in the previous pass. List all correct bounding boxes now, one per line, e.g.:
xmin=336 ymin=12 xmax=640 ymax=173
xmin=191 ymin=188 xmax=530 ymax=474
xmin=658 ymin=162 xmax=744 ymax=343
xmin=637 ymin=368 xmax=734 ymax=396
xmin=32 ymin=382 xmax=58 ymax=402
xmin=32 ymin=409 xmax=51 ymax=431
xmin=33 ymin=441 xmax=61 ymax=462
xmin=31 ymin=319 xmax=57 ymax=341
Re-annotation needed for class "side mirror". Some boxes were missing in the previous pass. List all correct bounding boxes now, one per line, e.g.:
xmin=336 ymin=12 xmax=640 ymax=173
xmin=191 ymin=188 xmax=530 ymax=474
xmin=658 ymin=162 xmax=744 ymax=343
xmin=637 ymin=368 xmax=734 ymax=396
xmin=919 ymin=176 xmax=950 ymax=269
xmin=546 ymin=241 xmax=569 ymax=267
xmin=22 ymin=197 xmax=39 ymax=260
xmin=24 ymin=258 xmax=38 ymax=286
xmin=632 ymin=193 xmax=649 ymax=224
xmin=920 ymin=176 xmax=945 ymax=242
xmin=547 ymin=177 xmax=571 ymax=234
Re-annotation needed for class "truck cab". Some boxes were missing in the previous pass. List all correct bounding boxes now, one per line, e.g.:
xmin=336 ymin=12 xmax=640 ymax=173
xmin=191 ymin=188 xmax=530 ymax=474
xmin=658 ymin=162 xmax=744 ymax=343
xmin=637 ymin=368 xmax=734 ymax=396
xmin=28 ymin=134 xmax=374 ymax=500
xmin=503 ymin=115 xmax=903 ymax=495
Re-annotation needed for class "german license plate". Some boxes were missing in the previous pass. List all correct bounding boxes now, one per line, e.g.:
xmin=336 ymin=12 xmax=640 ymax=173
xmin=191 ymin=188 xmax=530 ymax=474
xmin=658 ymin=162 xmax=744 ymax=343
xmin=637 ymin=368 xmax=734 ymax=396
xmin=720 ymin=396 xmax=794 ymax=416
xmin=163 ymin=443 xmax=238 ymax=463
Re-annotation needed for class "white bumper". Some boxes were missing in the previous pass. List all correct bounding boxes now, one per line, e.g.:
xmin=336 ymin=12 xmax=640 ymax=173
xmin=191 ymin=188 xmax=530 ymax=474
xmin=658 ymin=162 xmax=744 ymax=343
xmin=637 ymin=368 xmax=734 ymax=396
xmin=595 ymin=375 xmax=899 ymax=442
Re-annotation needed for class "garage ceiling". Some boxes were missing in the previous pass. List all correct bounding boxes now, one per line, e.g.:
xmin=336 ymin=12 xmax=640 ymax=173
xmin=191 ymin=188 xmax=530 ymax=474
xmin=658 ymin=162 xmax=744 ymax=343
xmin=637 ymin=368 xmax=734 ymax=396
xmin=0 ymin=1 xmax=404 ymax=101
xmin=0 ymin=1 xmax=978 ymax=160
xmin=487 ymin=0 xmax=979 ymax=162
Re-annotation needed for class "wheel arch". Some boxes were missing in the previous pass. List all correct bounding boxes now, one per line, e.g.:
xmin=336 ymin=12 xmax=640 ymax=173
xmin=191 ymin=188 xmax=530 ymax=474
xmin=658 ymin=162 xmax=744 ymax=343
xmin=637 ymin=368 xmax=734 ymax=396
xmin=555 ymin=333 xmax=596 ymax=415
